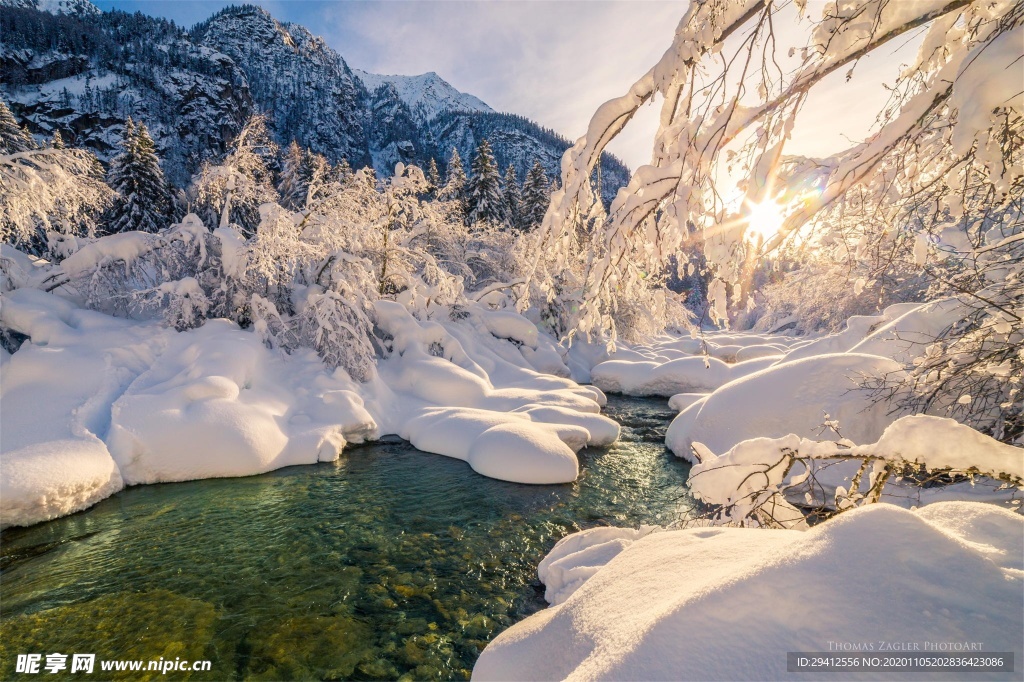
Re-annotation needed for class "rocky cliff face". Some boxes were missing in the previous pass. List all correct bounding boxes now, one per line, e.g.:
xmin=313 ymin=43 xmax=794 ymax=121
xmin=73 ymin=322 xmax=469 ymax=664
xmin=0 ymin=0 xmax=629 ymax=197
xmin=191 ymin=5 xmax=371 ymax=170
xmin=1 ymin=3 xmax=252 ymax=183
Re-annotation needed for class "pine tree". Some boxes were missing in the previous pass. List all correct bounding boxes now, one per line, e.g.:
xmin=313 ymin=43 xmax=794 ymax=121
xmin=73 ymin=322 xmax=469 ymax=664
xmin=519 ymin=160 xmax=550 ymax=230
xmin=426 ymin=158 xmax=441 ymax=192
xmin=501 ymin=164 xmax=520 ymax=230
xmin=50 ymin=130 xmax=65 ymax=149
xmin=465 ymin=139 xmax=504 ymax=225
xmin=330 ymin=158 xmax=353 ymax=186
xmin=105 ymin=118 xmax=173 ymax=234
xmin=0 ymin=100 xmax=35 ymax=154
xmin=438 ymin=147 xmax=465 ymax=202
xmin=278 ymin=141 xmax=306 ymax=210
xmin=299 ymin=151 xmax=330 ymax=207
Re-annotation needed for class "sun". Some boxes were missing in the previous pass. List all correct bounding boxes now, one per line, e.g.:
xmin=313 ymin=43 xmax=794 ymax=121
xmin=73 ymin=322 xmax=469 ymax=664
xmin=744 ymin=199 xmax=787 ymax=242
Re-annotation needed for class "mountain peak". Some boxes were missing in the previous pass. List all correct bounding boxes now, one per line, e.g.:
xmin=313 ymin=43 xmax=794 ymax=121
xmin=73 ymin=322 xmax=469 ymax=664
xmin=353 ymin=69 xmax=492 ymax=122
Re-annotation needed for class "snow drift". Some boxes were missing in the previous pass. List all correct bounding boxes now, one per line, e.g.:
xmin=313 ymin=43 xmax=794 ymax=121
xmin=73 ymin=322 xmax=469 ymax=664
xmin=474 ymin=502 xmax=1024 ymax=681
xmin=666 ymin=353 xmax=905 ymax=459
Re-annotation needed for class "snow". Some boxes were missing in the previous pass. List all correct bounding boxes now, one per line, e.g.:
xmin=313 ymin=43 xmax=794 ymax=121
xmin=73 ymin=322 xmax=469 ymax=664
xmin=352 ymin=69 xmax=492 ymax=122
xmin=474 ymin=502 xmax=1024 ymax=681
xmin=480 ymin=309 xmax=539 ymax=347
xmin=667 ymin=392 xmax=707 ymax=412
xmin=400 ymin=405 xmax=596 ymax=483
xmin=537 ymin=526 xmax=656 ymax=606
xmin=949 ymin=24 xmax=1024 ymax=158
xmin=685 ymin=413 xmax=1023 ymax=523
xmin=589 ymin=332 xmax=797 ymax=397
xmin=592 ymin=357 xmax=730 ymax=396
xmin=1 ymin=288 xmax=617 ymax=526
xmin=849 ymin=298 xmax=968 ymax=364
xmin=0 ymin=289 xmax=153 ymax=526
xmin=467 ymin=422 xmax=581 ymax=485
xmin=870 ymin=415 xmax=1024 ymax=481
xmin=106 ymin=320 xmax=370 ymax=485
xmin=667 ymin=353 xmax=905 ymax=459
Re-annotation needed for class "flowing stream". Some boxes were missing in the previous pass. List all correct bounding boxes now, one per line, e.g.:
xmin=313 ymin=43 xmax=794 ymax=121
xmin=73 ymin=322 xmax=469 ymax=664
xmin=0 ymin=396 xmax=693 ymax=680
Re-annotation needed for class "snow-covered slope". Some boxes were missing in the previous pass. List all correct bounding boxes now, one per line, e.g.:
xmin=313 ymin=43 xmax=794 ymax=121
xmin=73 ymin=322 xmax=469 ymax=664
xmin=353 ymin=69 xmax=492 ymax=121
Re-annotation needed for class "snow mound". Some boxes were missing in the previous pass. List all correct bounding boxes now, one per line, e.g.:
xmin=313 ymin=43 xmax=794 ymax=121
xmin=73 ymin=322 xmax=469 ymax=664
xmin=667 ymin=392 xmax=707 ymax=412
xmin=667 ymin=353 xmax=906 ymax=459
xmin=107 ymin=321 xmax=373 ymax=485
xmin=591 ymin=355 xmax=778 ymax=397
xmin=872 ymin=414 xmax=1024 ymax=481
xmin=401 ymin=403 xmax=617 ymax=484
xmin=467 ymin=422 xmax=580 ymax=485
xmin=1 ymin=440 xmax=123 ymax=529
xmin=849 ymin=297 xmax=967 ymax=364
xmin=537 ymin=526 xmax=655 ymax=605
xmin=0 ymin=288 xmax=162 ymax=527
xmin=474 ymin=503 xmax=1024 ymax=681
xmin=511 ymin=405 xmax=620 ymax=446
xmin=3 ymin=290 xmax=618 ymax=525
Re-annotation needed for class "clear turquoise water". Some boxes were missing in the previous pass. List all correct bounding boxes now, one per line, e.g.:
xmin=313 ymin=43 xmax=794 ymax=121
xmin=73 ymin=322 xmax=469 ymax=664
xmin=0 ymin=396 xmax=692 ymax=680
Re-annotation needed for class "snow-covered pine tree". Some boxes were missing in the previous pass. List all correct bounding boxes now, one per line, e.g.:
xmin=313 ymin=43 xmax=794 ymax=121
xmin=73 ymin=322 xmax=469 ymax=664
xmin=465 ymin=139 xmax=504 ymax=225
xmin=278 ymin=141 xmax=306 ymax=210
xmin=330 ymin=158 xmax=353 ymax=186
xmin=438 ymin=147 xmax=466 ymax=203
xmin=519 ymin=160 xmax=550 ymax=230
xmin=105 ymin=119 xmax=173 ymax=234
xmin=50 ymin=130 xmax=65 ymax=149
xmin=0 ymin=100 xmax=35 ymax=154
xmin=426 ymin=158 xmax=441 ymax=192
xmin=502 ymin=164 xmax=521 ymax=230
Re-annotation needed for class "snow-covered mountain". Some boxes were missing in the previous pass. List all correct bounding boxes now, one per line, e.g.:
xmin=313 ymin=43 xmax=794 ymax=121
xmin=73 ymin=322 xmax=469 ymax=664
xmin=1 ymin=0 xmax=99 ymax=16
xmin=191 ymin=5 xmax=371 ymax=169
xmin=353 ymin=69 xmax=492 ymax=121
xmin=0 ymin=2 xmax=629 ymax=199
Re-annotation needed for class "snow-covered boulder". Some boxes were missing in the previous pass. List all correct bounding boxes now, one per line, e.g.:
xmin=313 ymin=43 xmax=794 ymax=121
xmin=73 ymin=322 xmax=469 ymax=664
xmin=537 ymin=526 xmax=655 ymax=606
xmin=474 ymin=502 xmax=1024 ymax=681
xmin=592 ymin=357 xmax=730 ymax=396
xmin=667 ymin=392 xmax=708 ymax=412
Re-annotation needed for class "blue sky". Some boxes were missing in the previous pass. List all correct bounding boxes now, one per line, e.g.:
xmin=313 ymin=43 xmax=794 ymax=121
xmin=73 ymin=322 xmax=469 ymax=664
xmin=91 ymin=0 xmax=682 ymax=169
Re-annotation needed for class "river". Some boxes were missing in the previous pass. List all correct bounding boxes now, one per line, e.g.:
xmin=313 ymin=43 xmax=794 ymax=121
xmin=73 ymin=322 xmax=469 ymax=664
xmin=0 ymin=396 xmax=693 ymax=680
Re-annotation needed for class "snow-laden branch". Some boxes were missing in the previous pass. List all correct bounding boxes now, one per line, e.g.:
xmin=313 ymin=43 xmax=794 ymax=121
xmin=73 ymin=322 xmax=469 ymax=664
xmin=0 ymin=147 xmax=113 ymax=244
xmin=687 ymin=414 xmax=1023 ymax=528
xmin=525 ymin=0 xmax=1020 ymax=337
